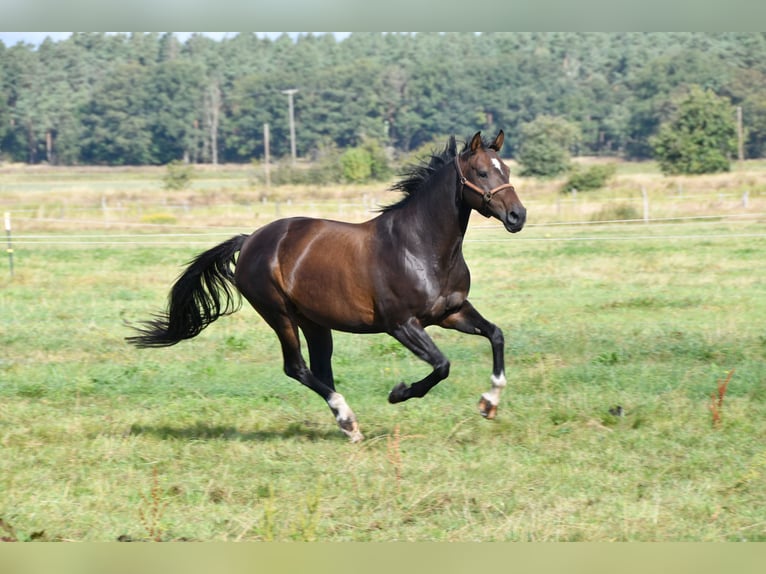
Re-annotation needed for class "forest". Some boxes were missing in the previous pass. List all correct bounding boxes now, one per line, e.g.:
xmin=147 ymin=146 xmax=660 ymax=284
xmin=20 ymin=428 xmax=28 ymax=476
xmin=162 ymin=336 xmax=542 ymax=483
xmin=1 ymin=32 xmax=766 ymax=166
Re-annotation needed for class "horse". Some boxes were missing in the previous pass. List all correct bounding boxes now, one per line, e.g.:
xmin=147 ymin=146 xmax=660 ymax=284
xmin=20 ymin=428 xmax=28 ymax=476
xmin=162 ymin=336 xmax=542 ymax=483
xmin=127 ymin=131 xmax=526 ymax=442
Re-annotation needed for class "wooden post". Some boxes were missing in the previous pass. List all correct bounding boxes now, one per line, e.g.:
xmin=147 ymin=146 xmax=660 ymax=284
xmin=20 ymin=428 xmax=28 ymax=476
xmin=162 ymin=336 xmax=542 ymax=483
xmin=641 ymin=186 xmax=650 ymax=223
xmin=102 ymin=195 xmax=109 ymax=228
xmin=204 ymin=81 xmax=221 ymax=165
xmin=5 ymin=212 xmax=13 ymax=278
xmin=46 ymin=130 xmax=53 ymax=164
xmin=282 ymin=89 xmax=298 ymax=166
xmin=737 ymin=106 xmax=744 ymax=162
xmin=264 ymin=123 xmax=271 ymax=188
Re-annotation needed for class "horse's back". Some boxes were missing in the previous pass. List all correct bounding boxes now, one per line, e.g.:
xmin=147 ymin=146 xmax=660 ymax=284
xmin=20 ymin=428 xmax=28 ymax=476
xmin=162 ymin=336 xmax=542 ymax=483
xmin=235 ymin=217 xmax=380 ymax=331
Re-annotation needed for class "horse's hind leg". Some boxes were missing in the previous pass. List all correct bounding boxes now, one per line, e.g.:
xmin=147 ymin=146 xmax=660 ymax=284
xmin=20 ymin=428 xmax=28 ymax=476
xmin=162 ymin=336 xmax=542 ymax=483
xmin=439 ymin=300 xmax=506 ymax=419
xmin=299 ymin=319 xmax=335 ymax=390
xmin=261 ymin=309 xmax=363 ymax=442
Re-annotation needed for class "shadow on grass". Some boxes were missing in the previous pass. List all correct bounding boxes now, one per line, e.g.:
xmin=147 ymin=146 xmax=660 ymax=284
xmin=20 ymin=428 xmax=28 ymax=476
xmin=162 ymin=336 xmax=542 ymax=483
xmin=128 ymin=421 xmax=342 ymax=442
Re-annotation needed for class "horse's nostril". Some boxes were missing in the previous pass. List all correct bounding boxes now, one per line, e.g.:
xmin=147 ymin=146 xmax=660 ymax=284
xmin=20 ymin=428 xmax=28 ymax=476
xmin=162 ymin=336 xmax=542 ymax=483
xmin=506 ymin=208 xmax=526 ymax=231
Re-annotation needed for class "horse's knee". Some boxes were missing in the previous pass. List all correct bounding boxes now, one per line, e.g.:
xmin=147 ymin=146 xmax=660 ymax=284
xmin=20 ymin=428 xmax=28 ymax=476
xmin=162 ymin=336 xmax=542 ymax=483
xmin=283 ymin=361 xmax=311 ymax=383
xmin=489 ymin=326 xmax=504 ymax=347
xmin=283 ymin=363 xmax=300 ymax=380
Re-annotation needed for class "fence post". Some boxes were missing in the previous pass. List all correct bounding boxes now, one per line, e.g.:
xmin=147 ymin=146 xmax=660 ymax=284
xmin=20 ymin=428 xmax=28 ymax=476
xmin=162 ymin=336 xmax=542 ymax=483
xmin=102 ymin=195 xmax=110 ymax=228
xmin=264 ymin=123 xmax=271 ymax=188
xmin=641 ymin=186 xmax=650 ymax=223
xmin=571 ymin=188 xmax=577 ymax=218
xmin=743 ymin=190 xmax=749 ymax=209
xmin=5 ymin=212 xmax=13 ymax=278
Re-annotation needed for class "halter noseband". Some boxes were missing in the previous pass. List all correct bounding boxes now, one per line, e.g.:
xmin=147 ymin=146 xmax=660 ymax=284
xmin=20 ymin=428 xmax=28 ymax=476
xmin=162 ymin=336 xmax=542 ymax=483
xmin=454 ymin=155 xmax=515 ymax=206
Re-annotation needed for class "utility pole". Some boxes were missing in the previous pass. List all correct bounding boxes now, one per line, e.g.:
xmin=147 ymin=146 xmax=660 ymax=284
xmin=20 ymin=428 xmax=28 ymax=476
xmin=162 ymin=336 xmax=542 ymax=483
xmin=281 ymin=88 xmax=298 ymax=165
xmin=737 ymin=106 xmax=744 ymax=162
xmin=263 ymin=123 xmax=271 ymax=188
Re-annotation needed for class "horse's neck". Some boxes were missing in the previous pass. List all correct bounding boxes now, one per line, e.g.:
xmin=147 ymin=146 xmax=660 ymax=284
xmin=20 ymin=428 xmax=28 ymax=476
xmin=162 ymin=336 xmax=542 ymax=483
xmin=392 ymin=167 xmax=470 ymax=255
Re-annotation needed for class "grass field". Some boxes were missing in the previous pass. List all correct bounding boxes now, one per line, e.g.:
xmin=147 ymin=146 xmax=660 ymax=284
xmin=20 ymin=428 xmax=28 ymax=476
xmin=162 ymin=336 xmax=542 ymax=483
xmin=1 ymin=162 xmax=766 ymax=541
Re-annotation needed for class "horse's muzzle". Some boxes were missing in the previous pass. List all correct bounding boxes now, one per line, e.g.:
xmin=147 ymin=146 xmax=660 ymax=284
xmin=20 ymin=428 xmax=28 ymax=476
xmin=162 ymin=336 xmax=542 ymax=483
xmin=504 ymin=207 xmax=526 ymax=233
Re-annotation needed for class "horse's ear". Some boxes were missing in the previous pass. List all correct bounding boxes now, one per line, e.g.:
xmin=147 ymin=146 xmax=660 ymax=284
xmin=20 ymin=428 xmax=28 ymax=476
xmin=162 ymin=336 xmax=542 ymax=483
xmin=469 ymin=132 xmax=483 ymax=153
xmin=448 ymin=135 xmax=457 ymax=157
xmin=489 ymin=130 xmax=504 ymax=152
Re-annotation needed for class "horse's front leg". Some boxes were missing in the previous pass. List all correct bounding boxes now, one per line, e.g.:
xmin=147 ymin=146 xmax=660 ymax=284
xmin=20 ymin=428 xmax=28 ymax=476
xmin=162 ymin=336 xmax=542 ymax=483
xmin=387 ymin=317 xmax=450 ymax=403
xmin=439 ymin=300 xmax=506 ymax=419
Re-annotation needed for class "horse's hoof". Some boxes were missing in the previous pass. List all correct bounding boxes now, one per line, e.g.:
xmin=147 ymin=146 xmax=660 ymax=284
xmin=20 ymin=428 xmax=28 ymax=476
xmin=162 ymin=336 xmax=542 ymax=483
xmin=388 ymin=382 xmax=408 ymax=404
xmin=478 ymin=396 xmax=498 ymax=419
xmin=343 ymin=423 xmax=364 ymax=443
xmin=339 ymin=418 xmax=364 ymax=443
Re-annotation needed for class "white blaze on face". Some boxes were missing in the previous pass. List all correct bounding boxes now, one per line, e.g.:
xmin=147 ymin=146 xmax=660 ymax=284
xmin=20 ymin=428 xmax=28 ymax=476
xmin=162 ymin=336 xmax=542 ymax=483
xmin=491 ymin=158 xmax=503 ymax=175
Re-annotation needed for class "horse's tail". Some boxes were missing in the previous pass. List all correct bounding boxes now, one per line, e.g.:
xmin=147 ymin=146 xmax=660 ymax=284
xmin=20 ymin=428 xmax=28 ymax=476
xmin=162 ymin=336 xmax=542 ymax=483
xmin=126 ymin=234 xmax=249 ymax=348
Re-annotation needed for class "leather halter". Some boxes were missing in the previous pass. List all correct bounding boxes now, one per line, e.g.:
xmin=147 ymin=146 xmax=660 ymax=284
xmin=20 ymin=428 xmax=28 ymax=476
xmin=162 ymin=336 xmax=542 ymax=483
xmin=454 ymin=155 xmax=515 ymax=206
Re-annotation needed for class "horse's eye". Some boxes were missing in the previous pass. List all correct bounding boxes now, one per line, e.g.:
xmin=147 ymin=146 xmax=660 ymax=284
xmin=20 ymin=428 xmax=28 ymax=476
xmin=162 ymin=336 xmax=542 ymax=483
xmin=478 ymin=170 xmax=488 ymax=178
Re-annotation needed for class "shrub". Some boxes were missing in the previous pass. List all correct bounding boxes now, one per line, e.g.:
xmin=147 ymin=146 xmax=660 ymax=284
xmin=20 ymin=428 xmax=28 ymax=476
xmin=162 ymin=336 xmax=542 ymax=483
xmin=590 ymin=203 xmax=640 ymax=222
xmin=270 ymin=159 xmax=311 ymax=186
xmin=309 ymin=141 xmax=344 ymax=185
xmin=264 ymin=139 xmax=391 ymax=186
xmin=360 ymin=137 xmax=392 ymax=181
xmin=651 ymin=86 xmax=738 ymax=175
xmin=340 ymin=147 xmax=373 ymax=183
xmin=162 ymin=160 xmax=193 ymax=190
xmin=517 ymin=115 xmax=581 ymax=178
xmin=562 ymin=164 xmax=617 ymax=193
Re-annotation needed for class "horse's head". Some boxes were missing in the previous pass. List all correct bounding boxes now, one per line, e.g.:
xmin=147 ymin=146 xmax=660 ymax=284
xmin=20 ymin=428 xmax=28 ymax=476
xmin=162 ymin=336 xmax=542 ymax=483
xmin=456 ymin=131 xmax=526 ymax=233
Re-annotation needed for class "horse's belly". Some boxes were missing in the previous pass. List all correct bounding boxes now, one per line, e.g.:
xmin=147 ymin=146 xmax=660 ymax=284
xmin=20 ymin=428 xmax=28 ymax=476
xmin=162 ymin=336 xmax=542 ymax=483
xmin=289 ymin=266 xmax=377 ymax=329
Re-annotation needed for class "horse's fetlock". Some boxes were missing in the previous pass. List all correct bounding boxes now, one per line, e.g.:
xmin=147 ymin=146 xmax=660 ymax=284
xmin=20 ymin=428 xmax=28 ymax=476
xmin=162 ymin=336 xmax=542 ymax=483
xmin=436 ymin=359 xmax=450 ymax=379
xmin=388 ymin=382 xmax=409 ymax=404
xmin=491 ymin=371 xmax=507 ymax=388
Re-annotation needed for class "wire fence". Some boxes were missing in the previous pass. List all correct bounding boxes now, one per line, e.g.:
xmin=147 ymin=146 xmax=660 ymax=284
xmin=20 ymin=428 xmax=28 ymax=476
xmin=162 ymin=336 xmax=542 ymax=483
xmin=2 ymin=187 xmax=765 ymax=249
xmin=4 ymin=215 xmax=765 ymax=248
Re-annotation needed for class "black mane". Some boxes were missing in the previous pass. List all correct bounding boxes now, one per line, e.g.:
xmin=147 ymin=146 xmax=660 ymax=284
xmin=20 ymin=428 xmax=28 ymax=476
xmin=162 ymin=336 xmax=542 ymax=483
xmin=380 ymin=135 xmax=461 ymax=213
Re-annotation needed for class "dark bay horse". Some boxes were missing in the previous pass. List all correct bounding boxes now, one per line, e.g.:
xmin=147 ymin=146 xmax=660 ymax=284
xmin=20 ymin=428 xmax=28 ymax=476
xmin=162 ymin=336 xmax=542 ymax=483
xmin=127 ymin=131 xmax=526 ymax=442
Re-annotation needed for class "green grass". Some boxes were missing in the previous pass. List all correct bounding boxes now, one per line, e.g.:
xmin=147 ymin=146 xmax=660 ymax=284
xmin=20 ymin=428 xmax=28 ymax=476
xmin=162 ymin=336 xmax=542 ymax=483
xmin=1 ymin=169 xmax=766 ymax=541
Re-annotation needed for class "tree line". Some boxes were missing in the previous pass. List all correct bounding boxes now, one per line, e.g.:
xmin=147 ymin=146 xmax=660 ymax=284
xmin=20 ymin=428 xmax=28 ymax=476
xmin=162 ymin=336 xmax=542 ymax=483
xmin=1 ymin=32 xmax=765 ymax=167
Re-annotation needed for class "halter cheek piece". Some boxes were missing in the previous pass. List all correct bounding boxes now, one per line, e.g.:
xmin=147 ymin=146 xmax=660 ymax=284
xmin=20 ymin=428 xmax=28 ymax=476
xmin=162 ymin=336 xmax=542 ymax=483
xmin=454 ymin=155 xmax=515 ymax=207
